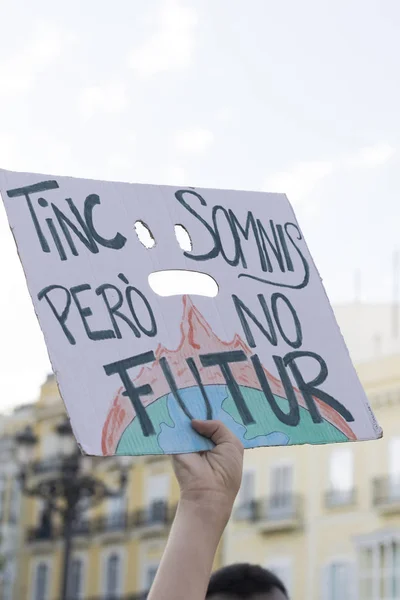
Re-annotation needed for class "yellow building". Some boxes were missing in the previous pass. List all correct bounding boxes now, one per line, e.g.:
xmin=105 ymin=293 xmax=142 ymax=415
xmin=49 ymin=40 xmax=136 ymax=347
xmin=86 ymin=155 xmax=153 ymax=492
xmin=225 ymin=352 xmax=400 ymax=600
xmin=0 ymin=403 xmax=34 ymax=600
xmin=2 ymin=350 xmax=400 ymax=599
xmin=4 ymin=374 xmax=221 ymax=600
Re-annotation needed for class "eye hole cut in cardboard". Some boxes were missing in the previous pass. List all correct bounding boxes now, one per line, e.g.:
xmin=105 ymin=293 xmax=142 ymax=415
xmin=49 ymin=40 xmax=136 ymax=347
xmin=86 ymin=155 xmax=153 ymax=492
xmin=135 ymin=220 xmax=155 ymax=249
xmin=0 ymin=170 xmax=382 ymax=456
xmin=174 ymin=224 xmax=192 ymax=252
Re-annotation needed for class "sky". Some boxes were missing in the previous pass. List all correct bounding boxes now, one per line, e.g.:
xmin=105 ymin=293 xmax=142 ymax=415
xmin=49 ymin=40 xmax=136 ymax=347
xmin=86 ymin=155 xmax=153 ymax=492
xmin=0 ymin=0 xmax=399 ymax=412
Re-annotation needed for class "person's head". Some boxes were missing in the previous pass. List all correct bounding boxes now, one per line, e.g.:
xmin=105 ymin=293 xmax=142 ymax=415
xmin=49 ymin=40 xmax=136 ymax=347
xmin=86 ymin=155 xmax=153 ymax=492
xmin=206 ymin=563 xmax=288 ymax=600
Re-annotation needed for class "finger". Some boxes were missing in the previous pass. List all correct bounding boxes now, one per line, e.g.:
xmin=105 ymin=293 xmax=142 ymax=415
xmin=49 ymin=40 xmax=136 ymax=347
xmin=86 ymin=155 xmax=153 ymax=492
xmin=191 ymin=419 xmax=243 ymax=450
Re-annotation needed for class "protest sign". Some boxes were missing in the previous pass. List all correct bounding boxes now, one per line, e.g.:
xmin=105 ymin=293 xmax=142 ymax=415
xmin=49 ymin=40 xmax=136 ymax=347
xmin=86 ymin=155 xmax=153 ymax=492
xmin=0 ymin=168 xmax=382 ymax=455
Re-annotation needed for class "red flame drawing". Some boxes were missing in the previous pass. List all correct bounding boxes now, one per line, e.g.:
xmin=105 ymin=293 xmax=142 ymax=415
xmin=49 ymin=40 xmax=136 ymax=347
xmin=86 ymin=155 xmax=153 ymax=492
xmin=101 ymin=296 xmax=355 ymax=454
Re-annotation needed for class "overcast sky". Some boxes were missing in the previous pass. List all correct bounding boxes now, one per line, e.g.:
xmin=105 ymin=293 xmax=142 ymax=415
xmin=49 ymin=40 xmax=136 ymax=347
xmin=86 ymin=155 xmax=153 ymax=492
xmin=0 ymin=0 xmax=399 ymax=412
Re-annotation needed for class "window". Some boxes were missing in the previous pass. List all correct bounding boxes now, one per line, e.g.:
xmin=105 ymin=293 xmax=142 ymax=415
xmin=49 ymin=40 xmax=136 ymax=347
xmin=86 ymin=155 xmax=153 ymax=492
xmin=324 ymin=561 xmax=352 ymax=600
xmin=105 ymin=552 xmax=121 ymax=597
xmin=107 ymin=491 xmax=126 ymax=529
xmin=236 ymin=470 xmax=255 ymax=519
xmin=389 ymin=438 xmax=400 ymax=500
xmin=41 ymin=433 xmax=60 ymax=459
xmin=145 ymin=564 xmax=159 ymax=591
xmin=67 ymin=557 xmax=84 ymax=599
xmin=3 ymin=561 xmax=14 ymax=600
xmin=0 ymin=475 xmax=5 ymax=521
xmin=269 ymin=463 xmax=293 ymax=517
xmin=74 ymin=497 xmax=90 ymax=533
xmin=146 ymin=474 xmax=169 ymax=523
xmin=33 ymin=562 xmax=50 ymax=600
xmin=358 ymin=538 xmax=400 ymax=599
xmin=8 ymin=477 xmax=20 ymax=523
xmin=328 ymin=448 xmax=354 ymax=505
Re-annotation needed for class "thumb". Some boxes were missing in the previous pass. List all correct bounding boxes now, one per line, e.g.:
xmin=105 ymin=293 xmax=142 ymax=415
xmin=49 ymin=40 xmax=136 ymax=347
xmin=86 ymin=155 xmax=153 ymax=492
xmin=191 ymin=419 xmax=243 ymax=449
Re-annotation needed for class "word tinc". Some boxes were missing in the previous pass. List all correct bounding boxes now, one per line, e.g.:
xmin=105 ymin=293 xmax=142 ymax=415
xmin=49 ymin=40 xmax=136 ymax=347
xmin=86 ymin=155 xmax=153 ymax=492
xmin=104 ymin=349 xmax=354 ymax=438
xmin=6 ymin=180 xmax=127 ymax=261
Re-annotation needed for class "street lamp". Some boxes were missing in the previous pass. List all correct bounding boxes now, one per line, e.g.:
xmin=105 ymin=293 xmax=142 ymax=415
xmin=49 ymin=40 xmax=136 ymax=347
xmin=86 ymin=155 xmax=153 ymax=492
xmin=15 ymin=418 xmax=128 ymax=600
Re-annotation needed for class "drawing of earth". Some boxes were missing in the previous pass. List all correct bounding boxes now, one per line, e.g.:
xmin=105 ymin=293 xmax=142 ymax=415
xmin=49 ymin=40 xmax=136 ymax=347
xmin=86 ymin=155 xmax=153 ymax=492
xmin=115 ymin=383 xmax=348 ymax=455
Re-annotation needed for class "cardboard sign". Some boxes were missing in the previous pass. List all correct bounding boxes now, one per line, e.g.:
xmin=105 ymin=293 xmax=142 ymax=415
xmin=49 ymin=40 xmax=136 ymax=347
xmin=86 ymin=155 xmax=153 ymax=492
xmin=0 ymin=168 xmax=382 ymax=455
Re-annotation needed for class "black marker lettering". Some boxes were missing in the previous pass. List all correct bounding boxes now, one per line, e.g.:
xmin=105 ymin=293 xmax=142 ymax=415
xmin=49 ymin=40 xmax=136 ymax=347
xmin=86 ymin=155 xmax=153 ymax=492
xmin=257 ymin=219 xmax=285 ymax=272
xmin=229 ymin=210 xmax=267 ymax=272
xmin=283 ymin=350 xmax=354 ymax=422
xmin=6 ymin=180 xmax=59 ymax=253
xmin=212 ymin=205 xmax=240 ymax=266
xmin=45 ymin=218 xmax=67 ymax=261
xmin=84 ymin=194 xmax=127 ymax=250
xmin=7 ymin=181 xmax=126 ymax=260
xmin=104 ymin=352 xmax=156 ymax=436
xmin=175 ymin=189 xmax=219 ymax=261
xmin=238 ymin=222 xmax=310 ymax=289
xmin=277 ymin=224 xmax=294 ymax=271
xmin=284 ymin=223 xmax=309 ymax=285
xmin=125 ymin=285 xmax=157 ymax=337
xmin=232 ymin=294 xmax=277 ymax=348
xmin=271 ymin=293 xmax=302 ymax=349
xmin=37 ymin=284 xmax=75 ymax=345
xmin=96 ymin=283 xmax=141 ymax=339
xmin=186 ymin=357 xmax=213 ymax=420
xmin=70 ymin=284 xmax=115 ymax=341
xmin=52 ymin=199 xmax=98 ymax=256
xmin=200 ymin=350 xmax=255 ymax=425
xmin=251 ymin=354 xmax=300 ymax=426
xmin=159 ymin=357 xmax=194 ymax=420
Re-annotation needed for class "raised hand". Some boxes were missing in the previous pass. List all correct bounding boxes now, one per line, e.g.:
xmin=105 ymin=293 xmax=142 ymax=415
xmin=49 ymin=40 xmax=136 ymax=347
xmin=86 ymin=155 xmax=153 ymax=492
xmin=172 ymin=419 xmax=244 ymax=523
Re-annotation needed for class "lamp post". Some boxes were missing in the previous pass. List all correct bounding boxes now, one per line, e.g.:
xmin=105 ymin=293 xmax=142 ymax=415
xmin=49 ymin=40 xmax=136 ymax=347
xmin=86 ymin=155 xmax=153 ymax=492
xmin=15 ymin=419 xmax=127 ymax=600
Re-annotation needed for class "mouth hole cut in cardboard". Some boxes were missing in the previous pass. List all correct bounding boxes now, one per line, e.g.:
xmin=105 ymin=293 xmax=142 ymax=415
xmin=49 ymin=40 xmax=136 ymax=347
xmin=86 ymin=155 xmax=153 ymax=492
xmin=148 ymin=270 xmax=219 ymax=297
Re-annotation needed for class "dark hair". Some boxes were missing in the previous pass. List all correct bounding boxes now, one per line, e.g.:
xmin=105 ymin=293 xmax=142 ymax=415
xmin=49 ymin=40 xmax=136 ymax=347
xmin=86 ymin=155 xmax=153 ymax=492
xmin=206 ymin=563 xmax=288 ymax=598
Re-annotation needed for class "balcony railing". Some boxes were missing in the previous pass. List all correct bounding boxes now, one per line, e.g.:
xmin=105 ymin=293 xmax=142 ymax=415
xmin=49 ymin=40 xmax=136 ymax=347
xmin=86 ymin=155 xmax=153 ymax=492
xmin=30 ymin=456 xmax=65 ymax=475
xmin=373 ymin=476 xmax=400 ymax=510
xmin=27 ymin=503 xmax=177 ymax=542
xmin=235 ymin=494 xmax=302 ymax=530
xmin=84 ymin=594 xmax=148 ymax=600
xmin=135 ymin=501 xmax=176 ymax=528
xmin=325 ymin=488 xmax=356 ymax=508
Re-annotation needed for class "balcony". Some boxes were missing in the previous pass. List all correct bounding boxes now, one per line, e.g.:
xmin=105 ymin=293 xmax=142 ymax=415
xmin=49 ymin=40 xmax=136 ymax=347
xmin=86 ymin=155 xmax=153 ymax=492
xmin=30 ymin=456 xmax=65 ymax=476
xmin=26 ymin=503 xmax=177 ymax=543
xmin=235 ymin=494 xmax=302 ymax=532
xmin=86 ymin=594 xmax=148 ymax=600
xmin=373 ymin=477 xmax=400 ymax=513
xmin=325 ymin=488 xmax=356 ymax=509
xmin=134 ymin=501 xmax=177 ymax=538
xmin=92 ymin=511 xmax=129 ymax=535
xmin=27 ymin=522 xmax=62 ymax=543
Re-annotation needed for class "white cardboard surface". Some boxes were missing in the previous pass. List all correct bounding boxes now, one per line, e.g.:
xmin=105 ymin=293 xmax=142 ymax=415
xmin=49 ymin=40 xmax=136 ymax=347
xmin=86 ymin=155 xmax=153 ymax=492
xmin=0 ymin=169 xmax=382 ymax=455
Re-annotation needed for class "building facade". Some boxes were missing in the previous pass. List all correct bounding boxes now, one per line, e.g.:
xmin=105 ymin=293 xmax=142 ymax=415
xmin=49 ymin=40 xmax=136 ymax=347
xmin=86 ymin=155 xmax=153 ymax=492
xmin=3 ymin=351 xmax=400 ymax=599
xmin=10 ymin=374 xmax=221 ymax=600
xmin=225 ymin=353 xmax=400 ymax=600
xmin=0 ymin=404 xmax=34 ymax=600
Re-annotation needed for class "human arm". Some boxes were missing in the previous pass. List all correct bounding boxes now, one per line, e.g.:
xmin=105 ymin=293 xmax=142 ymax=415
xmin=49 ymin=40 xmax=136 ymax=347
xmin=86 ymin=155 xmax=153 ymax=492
xmin=147 ymin=419 xmax=244 ymax=600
